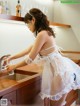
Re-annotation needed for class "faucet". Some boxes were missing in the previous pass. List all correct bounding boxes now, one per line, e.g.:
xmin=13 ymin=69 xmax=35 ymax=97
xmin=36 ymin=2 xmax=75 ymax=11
xmin=0 ymin=54 xmax=10 ymax=71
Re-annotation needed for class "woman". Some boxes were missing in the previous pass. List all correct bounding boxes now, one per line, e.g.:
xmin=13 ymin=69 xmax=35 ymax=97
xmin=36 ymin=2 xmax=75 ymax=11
xmin=0 ymin=8 xmax=80 ymax=106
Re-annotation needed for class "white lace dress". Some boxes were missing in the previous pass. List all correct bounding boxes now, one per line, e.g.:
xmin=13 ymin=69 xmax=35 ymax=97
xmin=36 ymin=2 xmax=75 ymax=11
xmin=33 ymin=45 xmax=80 ymax=102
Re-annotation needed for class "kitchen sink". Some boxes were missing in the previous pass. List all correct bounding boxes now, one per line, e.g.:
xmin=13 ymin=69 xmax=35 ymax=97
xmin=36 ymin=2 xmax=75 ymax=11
xmin=7 ymin=73 xmax=29 ymax=81
xmin=2 ymin=69 xmax=37 ymax=81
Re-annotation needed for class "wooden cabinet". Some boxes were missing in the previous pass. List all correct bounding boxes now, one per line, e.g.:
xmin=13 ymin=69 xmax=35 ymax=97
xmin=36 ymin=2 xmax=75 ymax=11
xmin=0 ymin=76 xmax=41 ymax=105
xmin=0 ymin=91 xmax=16 ymax=105
xmin=16 ymin=79 xmax=41 ymax=105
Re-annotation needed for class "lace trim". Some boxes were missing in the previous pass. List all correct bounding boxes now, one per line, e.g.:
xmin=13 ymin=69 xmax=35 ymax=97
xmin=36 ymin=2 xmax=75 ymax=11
xmin=25 ymin=55 xmax=32 ymax=64
xmin=40 ymin=81 xmax=80 ymax=101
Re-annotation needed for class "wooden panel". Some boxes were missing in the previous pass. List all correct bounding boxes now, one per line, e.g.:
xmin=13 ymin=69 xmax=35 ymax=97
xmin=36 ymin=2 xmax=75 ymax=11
xmin=0 ymin=14 xmax=71 ymax=27
xmin=0 ymin=14 xmax=24 ymax=21
xmin=2 ymin=91 xmax=16 ymax=105
xmin=16 ymin=79 xmax=41 ymax=105
xmin=62 ymin=51 xmax=80 ymax=54
xmin=50 ymin=21 xmax=71 ymax=28
xmin=61 ymin=50 xmax=80 ymax=63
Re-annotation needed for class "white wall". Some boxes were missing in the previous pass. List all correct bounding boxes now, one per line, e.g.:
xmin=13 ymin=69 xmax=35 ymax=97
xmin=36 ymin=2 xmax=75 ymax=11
xmin=0 ymin=20 xmax=35 ymax=61
xmin=54 ymin=26 xmax=80 ymax=51
xmin=0 ymin=0 xmax=80 ymax=59
xmin=0 ymin=0 xmax=54 ymax=58
xmin=8 ymin=0 xmax=54 ymax=21
xmin=53 ymin=1 xmax=80 ymax=51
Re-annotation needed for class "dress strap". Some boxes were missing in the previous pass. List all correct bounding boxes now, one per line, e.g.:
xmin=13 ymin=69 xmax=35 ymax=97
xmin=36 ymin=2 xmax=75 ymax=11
xmin=40 ymin=45 xmax=65 ymax=55
xmin=44 ymin=45 xmax=64 ymax=52
xmin=43 ymin=45 xmax=56 ymax=51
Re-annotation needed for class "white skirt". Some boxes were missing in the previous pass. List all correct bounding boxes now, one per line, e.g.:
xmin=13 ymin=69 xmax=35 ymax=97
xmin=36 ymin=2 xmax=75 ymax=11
xmin=34 ymin=52 xmax=80 ymax=101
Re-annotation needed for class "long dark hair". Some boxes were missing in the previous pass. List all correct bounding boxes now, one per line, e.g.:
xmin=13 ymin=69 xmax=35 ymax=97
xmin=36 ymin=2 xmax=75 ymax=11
xmin=24 ymin=8 xmax=55 ymax=38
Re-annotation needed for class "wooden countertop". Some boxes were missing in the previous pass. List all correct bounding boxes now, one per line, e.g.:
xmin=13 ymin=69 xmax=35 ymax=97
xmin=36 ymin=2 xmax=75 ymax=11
xmin=17 ymin=64 xmax=43 ymax=73
xmin=0 ymin=57 xmax=79 ymax=97
xmin=0 ymin=64 xmax=42 ymax=96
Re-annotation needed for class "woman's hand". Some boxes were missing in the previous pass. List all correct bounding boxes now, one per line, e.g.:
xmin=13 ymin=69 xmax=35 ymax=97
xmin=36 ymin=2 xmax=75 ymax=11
xmin=7 ymin=64 xmax=16 ymax=72
xmin=0 ymin=65 xmax=16 ymax=77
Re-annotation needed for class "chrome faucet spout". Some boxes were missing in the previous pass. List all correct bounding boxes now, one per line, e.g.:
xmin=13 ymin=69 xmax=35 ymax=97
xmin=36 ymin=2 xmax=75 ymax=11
xmin=0 ymin=54 xmax=10 ymax=71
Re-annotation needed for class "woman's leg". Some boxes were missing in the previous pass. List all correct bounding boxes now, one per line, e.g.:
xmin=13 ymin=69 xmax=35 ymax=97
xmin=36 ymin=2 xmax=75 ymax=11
xmin=44 ymin=97 xmax=50 ymax=106
xmin=50 ymin=94 xmax=67 ymax=106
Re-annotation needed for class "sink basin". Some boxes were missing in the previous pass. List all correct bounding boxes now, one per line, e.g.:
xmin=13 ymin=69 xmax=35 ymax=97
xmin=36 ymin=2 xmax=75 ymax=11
xmin=7 ymin=73 xmax=29 ymax=81
xmin=2 ymin=69 xmax=37 ymax=81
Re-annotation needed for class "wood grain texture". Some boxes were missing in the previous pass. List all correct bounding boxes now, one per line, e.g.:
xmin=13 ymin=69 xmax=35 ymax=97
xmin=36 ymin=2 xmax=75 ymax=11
xmin=0 ymin=14 xmax=71 ymax=27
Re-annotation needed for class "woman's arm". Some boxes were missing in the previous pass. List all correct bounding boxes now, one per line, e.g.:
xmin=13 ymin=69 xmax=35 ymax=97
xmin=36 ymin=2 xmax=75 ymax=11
xmin=8 ymin=45 xmax=33 ymax=61
xmin=10 ymin=31 xmax=46 ymax=69
xmin=0 ymin=31 xmax=47 ymax=76
xmin=29 ymin=31 xmax=47 ymax=60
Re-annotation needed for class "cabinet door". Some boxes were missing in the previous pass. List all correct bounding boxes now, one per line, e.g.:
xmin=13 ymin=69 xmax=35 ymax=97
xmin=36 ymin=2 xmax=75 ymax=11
xmin=17 ymin=79 xmax=41 ymax=105
xmin=1 ymin=91 xmax=16 ymax=105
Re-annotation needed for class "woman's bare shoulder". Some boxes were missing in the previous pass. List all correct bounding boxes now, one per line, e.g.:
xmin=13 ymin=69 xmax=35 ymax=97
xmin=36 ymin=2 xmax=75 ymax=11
xmin=37 ymin=30 xmax=48 ymax=39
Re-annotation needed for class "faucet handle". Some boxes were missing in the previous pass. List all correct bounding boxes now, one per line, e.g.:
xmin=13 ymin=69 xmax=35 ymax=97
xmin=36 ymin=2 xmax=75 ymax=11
xmin=0 ymin=54 xmax=11 ymax=70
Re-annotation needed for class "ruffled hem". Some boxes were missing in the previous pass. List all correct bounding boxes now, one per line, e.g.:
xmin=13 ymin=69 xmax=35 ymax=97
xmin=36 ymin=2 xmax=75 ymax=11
xmin=40 ymin=82 xmax=80 ymax=101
